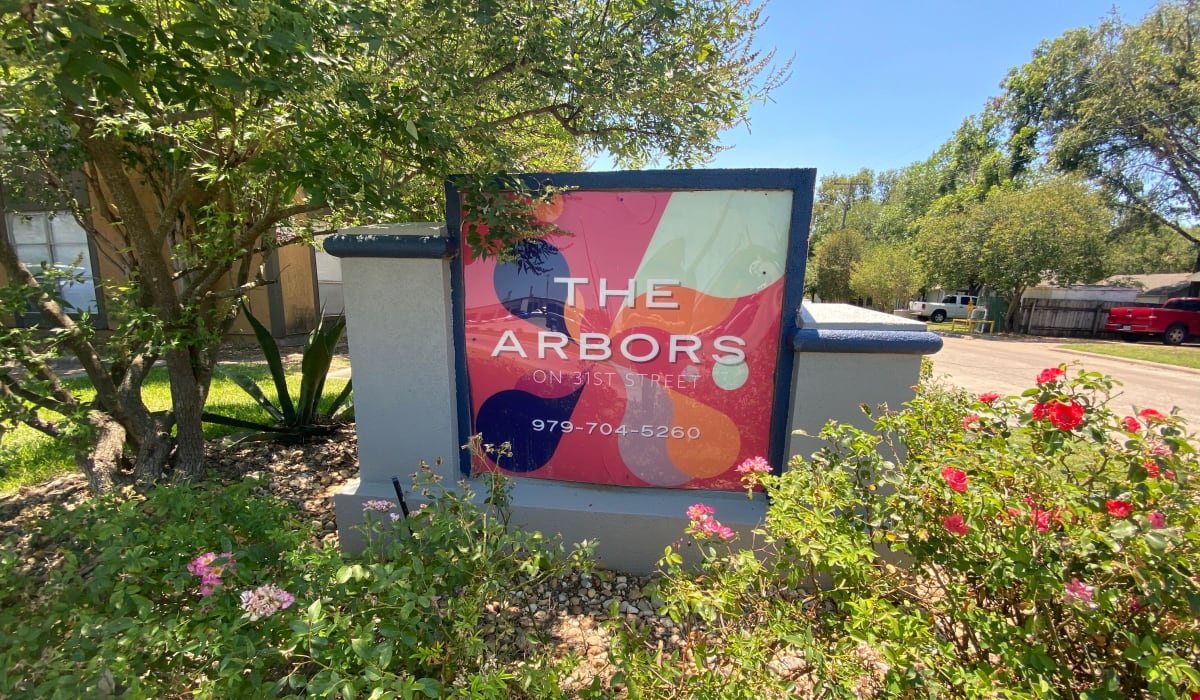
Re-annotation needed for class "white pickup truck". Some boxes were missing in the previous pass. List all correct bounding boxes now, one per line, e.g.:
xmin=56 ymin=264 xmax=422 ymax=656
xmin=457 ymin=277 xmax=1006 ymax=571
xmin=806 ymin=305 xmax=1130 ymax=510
xmin=908 ymin=295 xmax=984 ymax=323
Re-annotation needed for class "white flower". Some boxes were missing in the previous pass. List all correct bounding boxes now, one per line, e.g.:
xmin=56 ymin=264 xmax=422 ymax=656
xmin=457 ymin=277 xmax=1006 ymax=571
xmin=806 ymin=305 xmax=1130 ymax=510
xmin=240 ymin=584 xmax=295 ymax=621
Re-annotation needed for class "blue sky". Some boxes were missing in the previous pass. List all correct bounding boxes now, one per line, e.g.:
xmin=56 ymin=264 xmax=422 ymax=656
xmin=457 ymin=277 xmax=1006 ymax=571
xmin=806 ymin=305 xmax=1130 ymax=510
xmin=594 ymin=0 xmax=1161 ymax=178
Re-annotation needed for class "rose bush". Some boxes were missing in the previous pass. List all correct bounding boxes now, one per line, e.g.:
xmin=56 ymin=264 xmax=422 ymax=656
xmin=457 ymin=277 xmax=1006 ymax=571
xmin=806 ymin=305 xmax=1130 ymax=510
xmin=603 ymin=364 xmax=1200 ymax=698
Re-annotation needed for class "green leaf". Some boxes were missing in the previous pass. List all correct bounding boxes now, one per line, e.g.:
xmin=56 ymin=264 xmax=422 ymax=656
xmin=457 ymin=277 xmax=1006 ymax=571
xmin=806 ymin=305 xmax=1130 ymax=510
xmin=1109 ymin=520 xmax=1138 ymax=539
xmin=241 ymin=303 xmax=296 ymax=425
xmin=1143 ymin=532 xmax=1168 ymax=553
xmin=212 ymin=368 xmax=285 ymax=424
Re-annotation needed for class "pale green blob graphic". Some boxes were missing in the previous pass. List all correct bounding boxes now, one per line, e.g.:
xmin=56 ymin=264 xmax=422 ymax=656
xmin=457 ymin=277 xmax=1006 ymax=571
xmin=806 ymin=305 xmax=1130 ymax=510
xmin=712 ymin=361 xmax=749 ymax=391
xmin=634 ymin=190 xmax=793 ymax=298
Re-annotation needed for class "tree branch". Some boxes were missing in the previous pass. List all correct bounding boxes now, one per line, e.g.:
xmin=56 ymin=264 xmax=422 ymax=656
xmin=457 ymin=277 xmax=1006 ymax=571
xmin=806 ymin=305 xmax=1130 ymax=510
xmin=1 ymin=371 xmax=72 ymax=415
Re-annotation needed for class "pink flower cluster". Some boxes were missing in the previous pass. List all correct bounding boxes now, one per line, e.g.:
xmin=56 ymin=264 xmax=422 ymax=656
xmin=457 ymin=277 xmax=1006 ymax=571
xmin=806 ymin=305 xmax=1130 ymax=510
xmin=362 ymin=499 xmax=394 ymax=512
xmin=686 ymin=503 xmax=735 ymax=541
xmin=187 ymin=552 xmax=235 ymax=596
xmin=734 ymin=456 xmax=772 ymax=477
xmin=1064 ymin=577 xmax=1096 ymax=607
xmin=239 ymin=584 xmax=295 ymax=621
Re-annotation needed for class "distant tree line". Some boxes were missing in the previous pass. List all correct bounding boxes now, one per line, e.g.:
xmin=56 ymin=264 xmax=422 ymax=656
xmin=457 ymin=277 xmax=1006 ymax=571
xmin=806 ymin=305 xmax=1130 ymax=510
xmin=807 ymin=0 xmax=1200 ymax=330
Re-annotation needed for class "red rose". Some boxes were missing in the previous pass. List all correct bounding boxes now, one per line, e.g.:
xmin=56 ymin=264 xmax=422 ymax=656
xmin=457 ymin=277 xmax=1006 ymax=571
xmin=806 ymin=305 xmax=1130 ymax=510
xmin=1121 ymin=416 xmax=1140 ymax=433
xmin=978 ymin=392 xmax=1001 ymax=404
xmin=1144 ymin=460 xmax=1161 ymax=479
xmin=941 ymin=466 xmax=969 ymax=492
xmin=1048 ymin=400 xmax=1084 ymax=430
xmin=1036 ymin=367 xmax=1065 ymax=385
xmin=1138 ymin=408 xmax=1167 ymax=423
xmin=1031 ymin=402 xmax=1049 ymax=421
xmin=942 ymin=513 xmax=970 ymax=535
xmin=961 ymin=414 xmax=980 ymax=430
xmin=1031 ymin=507 xmax=1061 ymax=532
xmin=1106 ymin=500 xmax=1133 ymax=518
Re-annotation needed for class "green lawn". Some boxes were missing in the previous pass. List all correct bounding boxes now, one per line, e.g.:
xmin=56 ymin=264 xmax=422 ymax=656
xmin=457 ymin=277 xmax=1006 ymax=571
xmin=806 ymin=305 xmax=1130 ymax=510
xmin=0 ymin=363 xmax=349 ymax=494
xmin=1061 ymin=342 xmax=1200 ymax=370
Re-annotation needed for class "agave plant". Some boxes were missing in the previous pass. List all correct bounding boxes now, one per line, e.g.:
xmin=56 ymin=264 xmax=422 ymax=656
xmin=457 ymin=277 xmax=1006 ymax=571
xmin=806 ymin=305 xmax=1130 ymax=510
xmin=202 ymin=307 xmax=353 ymax=444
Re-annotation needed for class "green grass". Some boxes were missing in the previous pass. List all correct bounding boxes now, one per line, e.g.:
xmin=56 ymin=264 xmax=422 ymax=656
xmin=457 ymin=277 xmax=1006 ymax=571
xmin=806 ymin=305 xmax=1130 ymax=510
xmin=0 ymin=362 xmax=349 ymax=494
xmin=1061 ymin=342 xmax=1200 ymax=370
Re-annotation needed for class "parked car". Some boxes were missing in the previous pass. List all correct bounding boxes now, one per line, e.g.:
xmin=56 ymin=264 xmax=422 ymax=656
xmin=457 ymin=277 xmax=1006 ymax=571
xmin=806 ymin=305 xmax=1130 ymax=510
xmin=908 ymin=295 xmax=985 ymax=323
xmin=1103 ymin=297 xmax=1200 ymax=345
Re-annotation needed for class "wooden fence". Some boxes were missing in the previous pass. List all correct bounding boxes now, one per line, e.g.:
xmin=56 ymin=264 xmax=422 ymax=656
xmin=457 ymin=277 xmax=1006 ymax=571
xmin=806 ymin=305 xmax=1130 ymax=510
xmin=1018 ymin=298 xmax=1148 ymax=337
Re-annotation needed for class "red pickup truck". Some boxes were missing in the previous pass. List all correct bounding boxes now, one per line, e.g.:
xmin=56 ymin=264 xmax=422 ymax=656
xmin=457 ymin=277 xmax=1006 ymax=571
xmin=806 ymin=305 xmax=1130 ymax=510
xmin=1103 ymin=297 xmax=1200 ymax=345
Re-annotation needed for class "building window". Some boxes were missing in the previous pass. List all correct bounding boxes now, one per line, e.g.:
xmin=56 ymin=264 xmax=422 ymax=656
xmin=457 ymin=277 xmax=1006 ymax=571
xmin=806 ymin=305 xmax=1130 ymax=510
xmin=6 ymin=211 xmax=98 ymax=314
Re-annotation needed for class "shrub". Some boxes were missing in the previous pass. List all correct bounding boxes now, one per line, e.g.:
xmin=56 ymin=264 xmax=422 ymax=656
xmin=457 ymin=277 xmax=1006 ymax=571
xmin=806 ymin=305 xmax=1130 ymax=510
xmin=610 ymin=366 xmax=1200 ymax=698
xmin=0 ymin=465 xmax=590 ymax=698
xmin=0 ymin=478 xmax=309 ymax=698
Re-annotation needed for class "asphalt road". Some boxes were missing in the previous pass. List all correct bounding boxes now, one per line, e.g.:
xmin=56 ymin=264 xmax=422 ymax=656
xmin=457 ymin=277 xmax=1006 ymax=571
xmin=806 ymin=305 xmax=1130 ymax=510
xmin=927 ymin=335 xmax=1200 ymax=429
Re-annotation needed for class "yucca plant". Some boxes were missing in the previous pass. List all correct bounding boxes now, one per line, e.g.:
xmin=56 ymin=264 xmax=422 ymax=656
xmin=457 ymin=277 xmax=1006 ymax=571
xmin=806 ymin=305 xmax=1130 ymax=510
xmin=202 ymin=306 xmax=353 ymax=444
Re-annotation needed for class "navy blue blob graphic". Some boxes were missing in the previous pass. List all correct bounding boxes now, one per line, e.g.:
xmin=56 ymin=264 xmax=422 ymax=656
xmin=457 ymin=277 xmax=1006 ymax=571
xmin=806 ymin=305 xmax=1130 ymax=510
xmin=475 ymin=384 xmax=585 ymax=472
xmin=493 ymin=239 xmax=572 ymax=336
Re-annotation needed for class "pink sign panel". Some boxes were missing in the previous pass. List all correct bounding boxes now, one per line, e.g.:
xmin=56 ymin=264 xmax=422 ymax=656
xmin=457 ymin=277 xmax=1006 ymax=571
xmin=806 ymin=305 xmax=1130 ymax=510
xmin=461 ymin=187 xmax=797 ymax=490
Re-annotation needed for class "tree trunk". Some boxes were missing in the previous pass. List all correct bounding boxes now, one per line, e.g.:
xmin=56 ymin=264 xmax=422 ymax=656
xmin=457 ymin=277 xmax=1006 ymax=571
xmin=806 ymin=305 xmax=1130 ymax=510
xmin=1005 ymin=292 xmax=1024 ymax=332
xmin=165 ymin=348 xmax=209 ymax=483
xmin=76 ymin=413 xmax=126 ymax=495
xmin=133 ymin=423 xmax=173 ymax=489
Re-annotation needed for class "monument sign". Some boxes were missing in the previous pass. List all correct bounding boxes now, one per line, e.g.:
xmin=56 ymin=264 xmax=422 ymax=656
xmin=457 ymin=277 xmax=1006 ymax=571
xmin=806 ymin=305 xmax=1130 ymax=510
xmin=449 ymin=171 xmax=813 ymax=490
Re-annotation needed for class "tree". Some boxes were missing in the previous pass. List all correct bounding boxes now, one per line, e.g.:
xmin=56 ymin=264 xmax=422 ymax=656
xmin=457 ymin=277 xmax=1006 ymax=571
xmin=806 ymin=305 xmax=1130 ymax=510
xmin=811 ymin=228 xmax=865 ymax=303
xmin=913 ymin=202 xmax=989 ymax=297
xmin=850 ymin=242 xmax=923 ymax=311
xmin=1004 ymin=0 xmax=1200 ymax=271
xmin=0 ymin=0 xmax=783 ymax=492
xmin=1105 ymin=211 xmax=1199 ymax=274
xmin=918 ymin=178 xmax=1111 ymax=330
xmin=871 ymin=159 xmax=950 ymax=243
xmin=809 ymin=169 xmax=878 ymax=243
